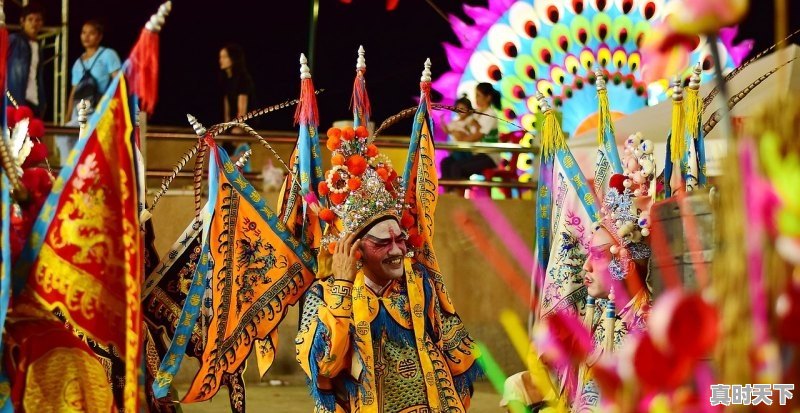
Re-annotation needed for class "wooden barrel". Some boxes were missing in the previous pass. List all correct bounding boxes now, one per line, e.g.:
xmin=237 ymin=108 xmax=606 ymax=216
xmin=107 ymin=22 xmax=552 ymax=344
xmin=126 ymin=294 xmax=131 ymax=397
xmin=648 ymin=189 xmax=715 ymax=295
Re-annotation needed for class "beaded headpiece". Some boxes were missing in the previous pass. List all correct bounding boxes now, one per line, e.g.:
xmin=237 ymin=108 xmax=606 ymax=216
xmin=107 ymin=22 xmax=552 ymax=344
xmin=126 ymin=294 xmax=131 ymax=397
xmin=594 ymin=132 xmax=656 ymax=280
xmin=316 ymin=47 xmax=407 ymax=251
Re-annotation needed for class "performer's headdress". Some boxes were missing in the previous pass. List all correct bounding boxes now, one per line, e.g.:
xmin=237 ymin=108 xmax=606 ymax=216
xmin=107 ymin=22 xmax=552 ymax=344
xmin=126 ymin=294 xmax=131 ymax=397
xmin=317 ymin=47 xmax=407 ymax=251
xmin=594 ymin=132 xmax=656 ymax=280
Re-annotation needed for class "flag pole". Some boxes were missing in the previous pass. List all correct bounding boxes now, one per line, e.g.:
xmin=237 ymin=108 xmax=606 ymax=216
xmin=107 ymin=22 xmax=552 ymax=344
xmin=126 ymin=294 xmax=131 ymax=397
xmin=307 ymin=0 xmax=320 ymax=71
xmin=77 ymin=99 xmax=88 ymax=138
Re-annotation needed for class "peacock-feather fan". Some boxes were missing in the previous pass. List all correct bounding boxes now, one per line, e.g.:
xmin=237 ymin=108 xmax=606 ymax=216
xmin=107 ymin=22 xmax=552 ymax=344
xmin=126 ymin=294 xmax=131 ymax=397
xmin=434 ymin=0 xmax=752 ymax=136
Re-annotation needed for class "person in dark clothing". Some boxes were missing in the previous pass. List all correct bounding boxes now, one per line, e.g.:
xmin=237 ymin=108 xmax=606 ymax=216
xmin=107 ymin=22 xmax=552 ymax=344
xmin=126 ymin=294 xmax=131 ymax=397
xmin=7 ymin=4 xmax=47 ymax=117
xmin=219 ymin=43 xmax=255 ymax=151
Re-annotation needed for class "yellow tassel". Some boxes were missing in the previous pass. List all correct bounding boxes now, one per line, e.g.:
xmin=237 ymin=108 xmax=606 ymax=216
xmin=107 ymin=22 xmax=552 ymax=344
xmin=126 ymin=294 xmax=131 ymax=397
xmin=684 ymin=87 xmax=701 ymax=142
xmin=541 ymin=109 xmax=568 ymax=159
xmin=603 ymin=314 xmax=615 ymax=352
xmin=597 ymin=89 xmax=614 ymax=147
xmin=670 ymin=97 xmax=686 ymax=163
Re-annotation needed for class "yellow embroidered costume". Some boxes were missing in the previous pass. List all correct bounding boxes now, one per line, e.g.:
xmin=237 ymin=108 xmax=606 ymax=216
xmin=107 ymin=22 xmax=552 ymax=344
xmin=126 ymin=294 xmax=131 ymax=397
xmin=295 ymin=53 xmax=481 ymax=413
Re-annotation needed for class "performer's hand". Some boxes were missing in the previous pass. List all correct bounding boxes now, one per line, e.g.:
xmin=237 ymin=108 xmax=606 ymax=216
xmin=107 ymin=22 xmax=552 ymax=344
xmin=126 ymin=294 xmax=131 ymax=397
xmin=332 ymin=232 xmax=361 ymax=283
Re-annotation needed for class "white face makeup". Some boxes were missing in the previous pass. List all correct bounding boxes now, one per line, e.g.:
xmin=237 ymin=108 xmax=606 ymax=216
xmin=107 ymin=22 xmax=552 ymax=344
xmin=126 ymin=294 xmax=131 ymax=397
xmin=360 ymin=219 xmax=407 ymax=285
xmin=582 ymin=227 xmax=615 ymax=299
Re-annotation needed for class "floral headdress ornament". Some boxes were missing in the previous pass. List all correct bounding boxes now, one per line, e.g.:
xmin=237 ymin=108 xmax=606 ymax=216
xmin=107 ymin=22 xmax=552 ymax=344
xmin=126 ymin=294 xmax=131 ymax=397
xmin=317 ymin=47 xmax=409 ymax=254
xmin=594 ymin=132 xmax=657 ymax=280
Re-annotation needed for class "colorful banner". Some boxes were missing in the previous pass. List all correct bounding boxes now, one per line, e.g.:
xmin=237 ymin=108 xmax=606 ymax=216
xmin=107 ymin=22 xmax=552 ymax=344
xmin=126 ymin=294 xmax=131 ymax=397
xmin=403 ymin=91 xmax=440 ymax=275
xmin=171 ymin=145 xmax=316 ymax=402
xmin=0 ymin=174 xmax=12 ymax=413
xmin=14 ymin=74 xmax=142 ymax=413
xmin=278 ymin=140 xmax=323 ymax=256
xmin=534 ymin=147 xmax=600 ymax=321
xmin=152 ymin=152 xmax=219 ymax=399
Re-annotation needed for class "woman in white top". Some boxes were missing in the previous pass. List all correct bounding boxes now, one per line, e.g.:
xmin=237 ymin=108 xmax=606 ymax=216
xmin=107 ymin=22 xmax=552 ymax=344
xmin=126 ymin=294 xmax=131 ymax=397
xmin=440 ymin=83 xmax=502 ymax=186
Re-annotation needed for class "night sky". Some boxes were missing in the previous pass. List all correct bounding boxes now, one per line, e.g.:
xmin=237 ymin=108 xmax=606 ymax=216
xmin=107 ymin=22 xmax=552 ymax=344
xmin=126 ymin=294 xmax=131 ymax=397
xmin=12 ymin=0 xmax=800 ymax=133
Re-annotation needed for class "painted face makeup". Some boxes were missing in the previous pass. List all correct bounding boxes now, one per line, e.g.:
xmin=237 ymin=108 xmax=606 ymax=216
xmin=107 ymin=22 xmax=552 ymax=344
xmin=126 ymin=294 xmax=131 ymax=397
xmin=582 ymin=228 xmax=616 ymax=299
xmin=360 ymin=219 xmax=407 ymax=284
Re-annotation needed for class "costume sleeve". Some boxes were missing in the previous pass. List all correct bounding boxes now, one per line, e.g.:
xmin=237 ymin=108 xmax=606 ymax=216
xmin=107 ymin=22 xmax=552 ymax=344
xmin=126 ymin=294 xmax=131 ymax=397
xmin=296 ymin=278 xmax=354 ymax=410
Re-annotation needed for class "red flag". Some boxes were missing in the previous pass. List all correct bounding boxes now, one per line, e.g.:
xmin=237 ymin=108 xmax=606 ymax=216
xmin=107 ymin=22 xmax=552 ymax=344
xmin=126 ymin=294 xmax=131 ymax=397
xmin=14 ymin=75 xmax=142 ymax=413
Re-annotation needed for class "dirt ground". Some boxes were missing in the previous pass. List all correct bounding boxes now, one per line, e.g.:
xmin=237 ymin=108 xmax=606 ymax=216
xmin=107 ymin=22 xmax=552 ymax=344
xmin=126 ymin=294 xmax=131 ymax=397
xmin=179 ymin=380 xmax=503 ymax=412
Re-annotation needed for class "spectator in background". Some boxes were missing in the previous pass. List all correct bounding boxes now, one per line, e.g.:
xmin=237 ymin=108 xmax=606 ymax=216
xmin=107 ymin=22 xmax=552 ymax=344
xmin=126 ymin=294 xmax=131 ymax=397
xmin=219 ymin=43 xmax=255 ymax=160
xmin=7 ymin=3 xmax=46 ymax=118
xmin=442 ymin=95 xmax=478 ymax=143
xmin=65 ymin=20 xmax=121 ymax=124
xmin=56 ymin=19 xmax=121 ymax=165
xmin=440 ymin=83 xmax=502 ymax=191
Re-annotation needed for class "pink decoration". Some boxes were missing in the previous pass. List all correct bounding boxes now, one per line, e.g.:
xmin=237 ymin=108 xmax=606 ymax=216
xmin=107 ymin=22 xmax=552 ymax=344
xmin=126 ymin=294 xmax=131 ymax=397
xmin=719 ymin=26 xmax=754 ymax=66
xmin=666 ymin=0 xmax=748 ymax=35
xmin=640 ymin=23 xmax=695 ymax=83
xmin=471 ymin=196 xmax=534 ymax=275
xmin=739 ymin=138 xmax=780 ymax=363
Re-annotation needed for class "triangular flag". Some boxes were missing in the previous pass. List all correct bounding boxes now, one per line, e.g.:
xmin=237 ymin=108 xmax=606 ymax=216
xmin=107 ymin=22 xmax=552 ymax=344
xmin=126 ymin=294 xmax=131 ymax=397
xmin=14 ymin=73 xmax=143 ymax=413
xmin=154 ymin=144 xmax=316 ymax=403
xmin=532 ymin=95 xmax=600 ymax=400
xmin=402 ymin=59 xmax=440 ymax=275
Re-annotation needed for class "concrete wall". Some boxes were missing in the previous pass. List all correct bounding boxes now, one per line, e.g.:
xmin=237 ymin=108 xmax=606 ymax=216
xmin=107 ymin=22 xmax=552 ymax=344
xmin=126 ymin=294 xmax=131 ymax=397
xmin=148 ymin=191 xmax=535 ymax=384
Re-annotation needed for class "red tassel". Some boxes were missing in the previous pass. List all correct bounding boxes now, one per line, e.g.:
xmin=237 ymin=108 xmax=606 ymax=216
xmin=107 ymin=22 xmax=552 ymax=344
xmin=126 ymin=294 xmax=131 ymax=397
xmin=351 ymin=73 xmax=371 ymax=125
xmin=294 ymin=78 xmax=319 ymax=126
xmin=0 ymin=28 xmax=7 ymax=97
xmin=420 ymin=81 xmax=432 ymax=110
xmin=128 ymin=28 xmax=160 ymax=115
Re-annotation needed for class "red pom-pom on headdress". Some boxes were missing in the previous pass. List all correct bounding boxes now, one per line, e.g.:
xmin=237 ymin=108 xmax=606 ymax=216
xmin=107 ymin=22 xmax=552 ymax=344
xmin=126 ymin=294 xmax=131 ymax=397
xmin=319 ymin=208 xmax=336 ymax=222
xmin=14 ymin=106 xmax=33 ymax=124
xmin=345 ymin=155 xmax=367 ymax=176
xmin=327 ymin=136 xmax=342 ymax=151
xmin=318 ymin=181 xmax=330 ymax=196
xmin=355 ymin=125 xmax=369 ymax=138
xmin=327 ymin=127 xmax=342 ymax=140
xmin=341 ymin=127 xmax=356 ymax=141
xmin=407 ymin=233 xmax=423 ymax=249
xmin=400 ymin=211 xmax=415 ymax=229
xmin=22 ymin=141 xmax=48 ymax=168
xmin=28 ymin=118 xmax=46 ymax=138
xmin=6 ymin=106 xmax=17 ymax=127
xmin=609 ymin=173 xmax=626 ymax=195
